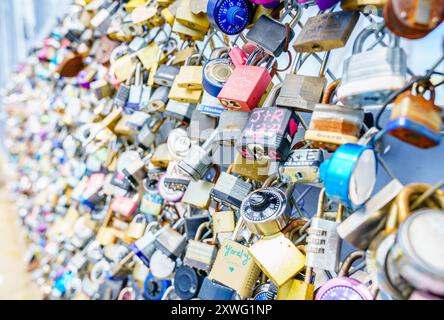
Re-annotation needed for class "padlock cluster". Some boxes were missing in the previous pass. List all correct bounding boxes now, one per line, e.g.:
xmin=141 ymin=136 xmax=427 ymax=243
xmin=2 ymin=0 xmax=444 ymax=301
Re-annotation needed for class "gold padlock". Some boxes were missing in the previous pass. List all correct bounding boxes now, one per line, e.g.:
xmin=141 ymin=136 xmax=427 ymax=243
xmin=341 ymin=0 xmax=387 ymax=11
xmin=111 ymin=54 xmax=136 ymax=82
xmin=126 ymin=214 xmax=147 ymax=241
xmin=248 ymin=232 xmax=306 ymax=287
xmin=125 ymin=0 xmax=147 ymax=13
xmin=172 ymin=19 xmax=206 ymax=41
xmin=175 ymin=0 xmax=210 ymax=33
xmin=168 ymin=77 xmax=202 ymax=103
xmin=175 ymin=54 xmax=204 ymax=90
xmin=182 ymin=179 xmax=215 ymax=209
xmin=136 ymin=42 xmax=161 ymax=71
xmin=231 ymin=152 xmax=270 ymax=182
xmin=208 ymin=239 xmax=261 ymax=298
xmin=151 ymin=143 xmax=172 ymax=168
xmin=277 ymin=266 xmax=315 ymax=300
xmin=173 ymin=46 xmax=197 ymax=66
xmin=212 ymin=210 xmax=236 ymax=234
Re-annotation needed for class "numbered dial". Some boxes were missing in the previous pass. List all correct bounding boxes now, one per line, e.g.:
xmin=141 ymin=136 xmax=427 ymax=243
xmin=240 ymin=188 xmax=291 ymax=236
xmin=207 ymin=0 xmax=253 ymax=35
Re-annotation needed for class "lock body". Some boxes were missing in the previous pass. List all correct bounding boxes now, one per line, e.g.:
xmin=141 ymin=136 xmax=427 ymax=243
xmin=183 ymin=240 xmax=218 ymax=273
xmin=210 ymin=173 xmax=253 ymax=209
xmin=218 ymin=65 xmax=271 ymax=112
xmin=278 ymin=149 xmax=324 ymax=184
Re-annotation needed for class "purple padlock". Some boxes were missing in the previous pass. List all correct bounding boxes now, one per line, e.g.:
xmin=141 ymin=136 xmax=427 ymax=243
xmin=76 ymin=70 xmax=93 ymax=89
xmin=297 ymin=0 xmax=340 ymax=10
xmin=315 ymin=277 xmax=374 ymax=300
xmin=249 ymin=0 xmax=281 ymax=8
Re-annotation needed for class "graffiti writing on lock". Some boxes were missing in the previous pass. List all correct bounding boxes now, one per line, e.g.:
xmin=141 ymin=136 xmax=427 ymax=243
xmin=223 ymin=243 xmax=251 ymax=266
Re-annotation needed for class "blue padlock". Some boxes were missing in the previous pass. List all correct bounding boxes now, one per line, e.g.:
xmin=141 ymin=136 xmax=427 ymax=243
xmin=207 ymin=0 xmax=253 ymax=35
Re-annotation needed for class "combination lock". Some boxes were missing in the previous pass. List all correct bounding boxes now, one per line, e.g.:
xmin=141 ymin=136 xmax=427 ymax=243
xmin=240 ymin=187 xmax=292 ymax=236
xmin=207 ymin=0 xmax=253 ymax=35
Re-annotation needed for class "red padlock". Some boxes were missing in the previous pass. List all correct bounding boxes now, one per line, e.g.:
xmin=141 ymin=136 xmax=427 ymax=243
xmin=217 ymin=54 xmax=273 ymax=112
xmin=229 ymin=46 xmax=248 ymax=66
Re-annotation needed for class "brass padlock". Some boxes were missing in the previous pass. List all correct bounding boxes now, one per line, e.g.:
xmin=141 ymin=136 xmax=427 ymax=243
xmin=182 ymin=168 xmax=219 ymax=209
xmin=231 ymin=152 xmax=270 ymax=183
xmin=175 ymin=54 xmax=204 ymax=90
xmin=126 ymin=214 xmax=147 ymax=241
xmin=172 ymin=19 xmax=206 ymax=41
xmin=169 ymin=73 xmax=203 ymax=103
xmin=248 ymin=232 xmax=306 ymax=287
xmin=212 ymin=210 xmax=236 ymax=234
xmin=277 ymin=266 xmax=315 ymax=300
xmin=175 ymin=0 xmax=210 ymax=33
xmin=293 ymin=11 xmax=359 ymax=52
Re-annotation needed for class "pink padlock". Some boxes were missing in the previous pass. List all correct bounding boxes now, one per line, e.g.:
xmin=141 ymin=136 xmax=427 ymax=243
xmin=229 ymin=46 xmax=248 ymax=66
xmin=111 ymin=195 xmax=138 ymax=218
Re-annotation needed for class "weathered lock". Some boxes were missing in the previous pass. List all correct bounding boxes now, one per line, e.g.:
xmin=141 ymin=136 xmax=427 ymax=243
xmin=183 ymin=240 xmax=218 ymax=273
xmin=182 ymin=167 xmax=219 ymax=209
xmin=316 ymin=251 xmax=375 ymax=300
xmin=164 ymin=100 xmax=195 ymax=125
xmin=293 ymin=11 xmax=359 ymax=52
xmin=384 ymin=0 xmax=444 ymax=40
xmin=114 ymin=75 xmax=132 ymax=109
xmin=126 ymin=214 xmax=147 ymax=240
xmin=207 ymin=0 xmax=253 ymax=35
xmin=185 ymin=214 xmax=211 ymax=240
xmin=210 ymin=166 xmax=253 ymax=210
xmin=208 ymin=239 xmax=261 ymax=298
xmin=175 ymin=0 xmax=210 ymax=33
xmin=237 ymin=84 xmax=298 ymax=161
xmin=178 ymin=130 xmax=217 ymax=181
xmin=90 ymin=79 xmax=114 ymax=100
xmin=217 ymin=53 xmax=273 ymax=112
xmin=240 ymin=174 xmax=294 ymax=236
xmin=278 ymin=148 xmax=323 ymax=185
xmin=386 ymin=81 xmax=442 ymax=149
xmin=276 ymin=52 xmax=328 ymax=112
xmin=174 ymin=265 xmax=205 ymax=300
xmin=248 ymin=232 xmax=306 ymax=287
xmin=245 ymin=14 xmax=296 ymax=57
xmin=147 ymin=86 xmax=169 ymax=112
xmin=306 ymin=189 xmax=343 ymax=272
xmin=304 ymin=80 xmax=364 ymax=151
xmin=153 ymin=59 xmax=180 ymax=87
xmin=341 ymin=0 xmax=387 ymax=10
xmin=337 ymin=26 xmax=408 ymax=106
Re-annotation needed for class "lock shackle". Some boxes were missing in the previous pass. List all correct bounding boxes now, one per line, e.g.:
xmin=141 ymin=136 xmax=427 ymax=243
xmin=282 ymin=217 xmax=309 ymax=240
xmin=194 ymin=221 xmax=211 ymax=241
xmin=321 ymin=79 xmax=341 ymax=104
xmin=263 ymin=173 xmax=279 ymax=188
xmin=352 ymin=23 xmax=395 ymax=55
xmin=185 ymin=53 xmax=202 ymax=66
xmin=412 ymin=80 xmax=436 ymax=102
xmin=210 ymin=47 xmax=230 ymax=60
xmin=262 ymin=84 xmax=282 ymax=108
xmin=338 ymin=250 xmax=365 ymax=277
xmin=316 ymin=188 xmax=344 ymax=222
xmin=395 ymin=183 xmax=444 ymax=227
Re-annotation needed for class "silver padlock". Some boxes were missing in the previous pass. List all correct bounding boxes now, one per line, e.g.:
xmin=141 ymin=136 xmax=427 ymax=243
xmin=154 ymin=58 xmax=180 ymax=87
xmin=146 ymin=86 xmax=170 ymax=112
xmin=306 ymin=188 xmax=343 ymax=272
xmin=337 ymin=25 xmax=407 ymax=106
xmin=154 ymin=219 xmax=187 ymax=258
xmin=210 ymin=169 xmax=253 ymax=210
xmin=164 ymin=100 xmax=194 ymax=125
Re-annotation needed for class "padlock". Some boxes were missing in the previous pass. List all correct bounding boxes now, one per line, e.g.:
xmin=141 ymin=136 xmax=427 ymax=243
xmin=56 ymin=52 xmax=84 ymax=77
xmin=158 ymin=174 xmax=185 ymax=203
xmin=276 ymin=266 xmax=315 ymax=300
xmin=163 ymin=161 xmax=191 ymax=191
xmin=164 ymin=100 xmax=195 ymax=125
xmin=240 ymin=174 xmax=294 ymax=236
xmin=183 ymin=240 xmax=218 ymax=273
xmin=215 ymin=110 xmax=249 ymax=145
xmin=136 ymin=114 xmax=164 ymax=149
xmin=320 ymin=143 xmax=378 ymax=208
xmin=236 ymin=84 xmax=299 ymax=161
xmin=337 ymin=26 xmax=408 ymax=106
xmin=278 ymin=148 xmax=324 ymax=185
xmin=188 ymin=110 xmax=218 ymax=143
xmin=197 ymin=277 xmax=236 ymax=300
xmin=208 ymin=239 xmax=261 ymax=298
xmin=182 ymin=167 xmax=219 ymax=209
xmin=341 ymin=0 xmax=387 ymax=10
xmin=384 ymin=0 xmax=444 ymax=39
xmin=111 ymin=53 xmax=137 ymax=83
xmin=140 ymin=186 xmax=164 ymax=217
xmin=248 ymin=232 xmax=306 ymax=287
xmin=212 ymin=210 xmax=236 ymax=235
xmin=245 ymin=14 xmax=296 ymax=57
xmin=147 ymin=86 xmax=169 ymax=112
xmin=110 ymin=194 xmax=139 ymax=219
xmin=337 ymin=179 xmax=404 ymax=250
xmin=210 ymin=166 xmax=253 ymax=210
xmin=153 ymin=59 xmax=180 ymax=87
xmin=304 ymin=80 xmax=364 ymax=151
xmin=126 ymin=214 xmax=147 ymax=240
xmin=217 ymin=54 xmax=273 ymax=112
xmin=175 ymin=54 xmax=204 ymax=90
xmin=172 ymin=19 xmax=206 ymax=41
xmin=231 ymin=152 xmax=270 ymax=183
xmin=126 ymin=62 xmax=144 ymax=110
xmin=293 ymin=11 xmax=359 ymax=52
xmin=173 ymin=265 xmax=205 ymax=300
xmin=252 ymin=282 xmax=278 ymax=300
xmin=150 ymin=249 xmax=177 ymax=280
xmin=154 ymin=225 xmax=187 ymax=259
xmin=207 ymin=0 xmax=253 ymax=35
xmin=168 ymin=78 xmax=202 ymax=104
xmin=178 ymin=130 xmax=217 ymax=181
xmin=136 ymin=42 xmax=162 ymax=72
xmin=151 ymin=143 xmax=172 ymax=168
xmin=386 ymin=81 xmax=442 ymax=149
xmin=316 ymin=251 xmax=375 ymax=300
xmin=143 ymin=273 xmax=171 ymax=300
xmin=175 ymin=0 xmax=210 ymax=33
xmin=276 ymin=52 xmax=328 ymax=112
xmin=305 ymin=188 xmax=343 ymax=272
xmin=113 ymin=75 xmax=132 ymax=109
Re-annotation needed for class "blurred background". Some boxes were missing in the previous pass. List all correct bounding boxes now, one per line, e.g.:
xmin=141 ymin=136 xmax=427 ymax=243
xmin=0 ymin=0 xmax=442 ymax=299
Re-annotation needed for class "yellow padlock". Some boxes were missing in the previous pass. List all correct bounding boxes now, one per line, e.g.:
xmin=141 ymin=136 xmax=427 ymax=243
xmin=277 ymin=266 xmax=315 ymax=300
xmin=172 ymin=19 xmax=205 ymax=41
xmin=169 ymin=77 xmax=202 ymax=103
xmin=175 ymin=0 xmax=210 ymax=33
xmin=175 ymin=54 xmax=203 ymax=90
